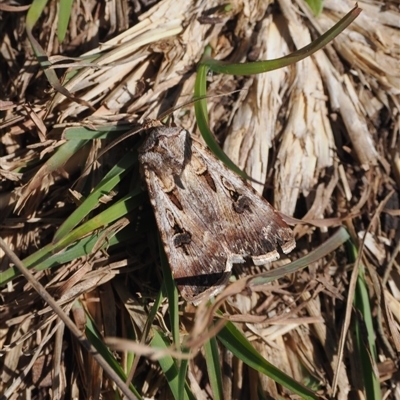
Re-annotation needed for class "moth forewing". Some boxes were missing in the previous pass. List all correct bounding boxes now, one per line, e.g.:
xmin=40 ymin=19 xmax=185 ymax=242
xmin=138 ymin=124 xmax=295 ymax=304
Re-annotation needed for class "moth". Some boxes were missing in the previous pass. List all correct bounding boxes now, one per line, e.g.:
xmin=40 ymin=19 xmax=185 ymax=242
xmin=138 ymin=121 xmax=295 ymax=304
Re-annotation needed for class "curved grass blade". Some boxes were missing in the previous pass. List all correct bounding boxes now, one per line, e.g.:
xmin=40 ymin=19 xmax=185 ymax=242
xmin=201 ymin=5 xmax=361 ymax=75
xmin=194 ymin=62 xmax=251 ymax=180
xmin=194 ymin=6 xmax=360 ymax=180
xmin=249 ymin=227 xmax=350 ymax=287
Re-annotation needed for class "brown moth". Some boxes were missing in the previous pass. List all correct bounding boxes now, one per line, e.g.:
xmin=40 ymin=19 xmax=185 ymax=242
xmin=138 ymin=121 xmax=295 ymax=304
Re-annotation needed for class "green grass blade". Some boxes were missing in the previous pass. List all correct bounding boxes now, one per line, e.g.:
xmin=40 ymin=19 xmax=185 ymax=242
xmin=63 ymin=125 xmax=130 ymax=140
xmin=159 ymin=239 xmax=180 ymax=348
xmin=0 ymin=189 xmax=143 ymax=285
xmin=194 ymin=63 xmax=251 ymax=180
xmin=47 ymin=138 xmax=89 ymax=173
xmin=85 ymin=308 xmax=142 ymax=398
xmin=158 ymin=247 xmax=191 ymax=400
xmin=193 ymin=6 xmax=361 ymax=180
xmin=249 ymin=227 xmax=350 ymax=286
xmin=0 ymin=225 xmax=135 ymax=285
xmin=151 ymin=330 xmax=192 ymax=400
xmin=347 ymin=242 xmax=381 ymax=399
xmin=58 ymin=0 xmax=74 ymax=42
xmin=217 ymin=321 xmax=319 ymax=399
xmin=53 ymin=150 xmax=138 ymax=241
xmin=177 ymin=356 xmax=190 ymax=400
xmin=204 ymin=337 xmax=223 ymax=400
xmin=202 ymin=5 xmax=361 ymax=75
xmin=305 ymin=0 xmax=324 ymax=17
xmin=26 ymin=0 xmax=94 ymax=108
xmin=48 ymin=188 xmax=143 ymax=253
xmin=26 ymin=0 xmax=49 ymax=30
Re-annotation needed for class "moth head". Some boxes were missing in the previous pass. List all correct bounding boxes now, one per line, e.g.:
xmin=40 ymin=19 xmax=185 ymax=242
xmin=139 ymin=127 xmax=191 ymax=176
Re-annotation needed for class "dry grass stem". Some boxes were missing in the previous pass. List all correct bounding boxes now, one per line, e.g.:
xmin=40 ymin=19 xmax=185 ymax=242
xmin=1 ymin=0 xmax=399 ymax=398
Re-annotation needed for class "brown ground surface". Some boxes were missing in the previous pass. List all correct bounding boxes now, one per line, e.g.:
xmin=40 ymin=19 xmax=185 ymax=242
xmin=1 ymin=1 xmax=399 ymax=399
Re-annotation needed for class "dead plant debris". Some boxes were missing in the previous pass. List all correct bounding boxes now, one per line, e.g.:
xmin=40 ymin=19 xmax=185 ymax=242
xmin=0 ymin=0 xmax=399 ymax=399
